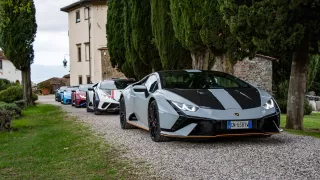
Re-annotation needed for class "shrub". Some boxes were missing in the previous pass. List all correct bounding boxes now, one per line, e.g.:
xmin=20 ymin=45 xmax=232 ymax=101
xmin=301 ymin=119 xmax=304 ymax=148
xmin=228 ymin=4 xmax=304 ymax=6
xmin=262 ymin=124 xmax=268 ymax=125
xmin=0 ymin=109 xmax=13 ymax=131
xmin=32 ymin=93 xmax=38 ymax=102
xmin=276 ymin=99 xmax=287 ymax=113
xmin=14 ymin=100 xmax=26 ymax=110
xmin=0 ymin=85 xmax=23 ymax=103
xmin=304 ymin=100 xmax=313 ymax=115
xmin=277 ymin=99 xmax=312 ymax=115
xmin=0 ymin=103 xmax=22 ymax=117
xmin=0 ymin=78 xmax=14 ymax=91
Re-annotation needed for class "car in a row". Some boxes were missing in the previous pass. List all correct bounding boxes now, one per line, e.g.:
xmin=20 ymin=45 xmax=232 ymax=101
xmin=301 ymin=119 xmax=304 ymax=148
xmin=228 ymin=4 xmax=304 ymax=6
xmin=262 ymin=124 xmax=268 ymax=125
xmin=54 ymin=78 xmax=136 ymax=114
xmin=55 ymin=70 xmax=283 ymax=142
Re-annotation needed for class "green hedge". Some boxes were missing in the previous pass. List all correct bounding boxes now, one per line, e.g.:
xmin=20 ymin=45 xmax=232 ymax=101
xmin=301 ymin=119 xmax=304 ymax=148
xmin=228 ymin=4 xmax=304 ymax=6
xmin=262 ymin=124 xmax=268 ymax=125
xmin=0 ymin=78 xmax=14 ymax=91
xmin=0 ymin=85 xmax=23 ymax=103
xmin=0 ymin=109 xmax=13 ymax=131
xmin=0 ymin=103 xmax=22 ymax=117
xmin=0 ymin=102 xmax=22 ymax=131
xmin=32 ymin=93 xmax=38 ymax=102
xmin=13 ymin=100 xmax=26 ymax=110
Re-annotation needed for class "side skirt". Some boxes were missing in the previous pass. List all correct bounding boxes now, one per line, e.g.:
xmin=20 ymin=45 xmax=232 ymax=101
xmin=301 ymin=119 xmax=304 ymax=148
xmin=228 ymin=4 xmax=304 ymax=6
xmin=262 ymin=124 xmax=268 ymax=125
xmin=127 ymin=121 xmax=149 ymax=131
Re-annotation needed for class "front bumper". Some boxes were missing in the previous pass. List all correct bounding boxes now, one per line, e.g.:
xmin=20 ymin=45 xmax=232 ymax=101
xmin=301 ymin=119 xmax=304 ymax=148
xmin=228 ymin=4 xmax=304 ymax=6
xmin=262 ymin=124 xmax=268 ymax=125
xmin=161 ymin=110 xmax=281 ymax=138
xmin=94 ymin=99 xmax=120 ymax=112
xmin=75 ymin=98 xmax=86 ymax=107
xmin=63 ymin=98 xmax=72 ymax=104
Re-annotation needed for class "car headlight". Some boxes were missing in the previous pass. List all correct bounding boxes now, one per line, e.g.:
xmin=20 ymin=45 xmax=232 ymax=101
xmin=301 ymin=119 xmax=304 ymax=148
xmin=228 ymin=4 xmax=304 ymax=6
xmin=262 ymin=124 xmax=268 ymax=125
xmin=171 ymin=101 xmax=199 ymax=112
xmin=79 ymin=95 xmax=86 ymax=99
xmin=263 ymin=99 xmax=274 ymax=109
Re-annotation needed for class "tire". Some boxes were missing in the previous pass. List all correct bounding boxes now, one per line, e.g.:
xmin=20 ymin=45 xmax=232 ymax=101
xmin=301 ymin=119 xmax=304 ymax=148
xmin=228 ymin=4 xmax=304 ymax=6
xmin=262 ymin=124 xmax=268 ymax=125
xmin=148 ymin=100 xmax=169 ymax=142
xmin=119 ymin=97 xmax=135 ymax=129
xmin=72 ymin=96 xmax=76 ymax=107
xmin=93 ymin=95 xmax=101 ymax=115
xmin=86 ymin=93 xmax=94 ymax=112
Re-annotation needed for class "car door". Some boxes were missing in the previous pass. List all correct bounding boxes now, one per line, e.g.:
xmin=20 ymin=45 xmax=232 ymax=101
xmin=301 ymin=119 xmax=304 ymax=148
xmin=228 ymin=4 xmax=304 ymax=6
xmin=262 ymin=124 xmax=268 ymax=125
xmin=134 ymin=75 xmax=159 ymax=126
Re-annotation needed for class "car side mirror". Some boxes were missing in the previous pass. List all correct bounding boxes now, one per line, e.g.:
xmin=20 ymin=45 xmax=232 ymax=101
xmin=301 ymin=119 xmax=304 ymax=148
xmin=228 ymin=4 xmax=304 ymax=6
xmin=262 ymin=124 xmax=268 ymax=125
xmin=88 ymin=87 xmax=94 ymax=91
xmin=133 ymin=85 xmax=147 ymax=93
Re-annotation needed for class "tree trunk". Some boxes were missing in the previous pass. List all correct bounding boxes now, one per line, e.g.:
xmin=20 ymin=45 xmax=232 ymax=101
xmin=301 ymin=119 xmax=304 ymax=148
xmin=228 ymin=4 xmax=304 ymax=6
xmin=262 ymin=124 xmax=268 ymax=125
xmin=21 ymin=65 xmax=34 ymax=106
xmin=191 ymin=49 xmax=213 ymax=70
xmin=211 ymin=54 xmax=234 ymax=74
xmin=286 ymin=35 xmax=309 ymax=130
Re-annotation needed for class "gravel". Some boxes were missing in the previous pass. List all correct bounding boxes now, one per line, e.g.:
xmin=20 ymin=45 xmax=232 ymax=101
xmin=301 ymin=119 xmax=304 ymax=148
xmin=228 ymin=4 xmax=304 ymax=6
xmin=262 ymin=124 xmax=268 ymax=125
xmin=39 ymin=95 xmax=320 ymax=180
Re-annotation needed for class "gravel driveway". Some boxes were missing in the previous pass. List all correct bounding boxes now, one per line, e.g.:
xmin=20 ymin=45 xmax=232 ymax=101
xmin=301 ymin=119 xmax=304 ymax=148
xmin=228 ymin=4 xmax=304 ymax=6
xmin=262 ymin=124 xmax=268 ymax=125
xmin=39 ymin=95 xmax=320 ymax=180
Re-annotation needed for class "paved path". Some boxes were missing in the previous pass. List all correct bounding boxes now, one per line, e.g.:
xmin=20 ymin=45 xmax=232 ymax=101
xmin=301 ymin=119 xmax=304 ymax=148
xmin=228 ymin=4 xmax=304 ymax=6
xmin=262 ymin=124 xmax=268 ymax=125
xmin=38 ymin=95 xmax=320 ymax=180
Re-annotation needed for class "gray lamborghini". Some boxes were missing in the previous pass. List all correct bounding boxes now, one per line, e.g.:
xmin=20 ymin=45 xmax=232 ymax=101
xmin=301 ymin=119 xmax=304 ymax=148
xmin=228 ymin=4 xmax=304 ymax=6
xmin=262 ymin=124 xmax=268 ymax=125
xmin=119 ymin=70 xmax=282 ymax=142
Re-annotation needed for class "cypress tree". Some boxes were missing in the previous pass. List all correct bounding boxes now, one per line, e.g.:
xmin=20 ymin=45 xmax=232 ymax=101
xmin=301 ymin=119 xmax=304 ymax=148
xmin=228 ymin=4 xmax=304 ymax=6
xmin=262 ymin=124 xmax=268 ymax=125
xmin=106 ymin=0 xmax=125 ymax=69
xmin=219 ymin=0 xmax=320 ymax=130
xmin=150 ymin=0 xmax=192 ymax=70
xmin=170 ymin=0 xmax=208 ymax=69
xmin=0 ymin=0 xmax=37 ymax=106
xmin=169 ymin=0 xmax=246 ymax=70
xmin=131 ymin=0 xmax=161 ymax=72
xmin=123 ymin=0 xmax=150 ymax=79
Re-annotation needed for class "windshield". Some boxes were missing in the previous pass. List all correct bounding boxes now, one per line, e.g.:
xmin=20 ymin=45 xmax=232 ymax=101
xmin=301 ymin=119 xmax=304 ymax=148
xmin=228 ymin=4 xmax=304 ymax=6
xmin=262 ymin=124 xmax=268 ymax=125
xmin=66 ymin=87 xmax=78 ymax=92
xmin=79 ymin=84 xmax=93 ymax=91
xmin=160 ymin=71 xmax=251 ymax=89
xmin=100 ymin=80 xmax=136 ymax=90
xmin=60 ymin=86 xmax=68 ymax=91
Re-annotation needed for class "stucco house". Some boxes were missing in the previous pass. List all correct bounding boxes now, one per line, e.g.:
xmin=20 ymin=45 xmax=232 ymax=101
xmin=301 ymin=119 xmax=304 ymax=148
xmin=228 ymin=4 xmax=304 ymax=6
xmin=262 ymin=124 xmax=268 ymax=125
xmin=0 ymin=50 xmax=22 ymax=83
xmin=61 ymin=0 xmax=124 ymax=86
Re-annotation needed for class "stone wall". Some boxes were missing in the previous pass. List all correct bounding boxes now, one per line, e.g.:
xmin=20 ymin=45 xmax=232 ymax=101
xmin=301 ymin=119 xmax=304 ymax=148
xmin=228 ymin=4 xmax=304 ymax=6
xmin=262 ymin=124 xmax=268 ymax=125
xmin=100 ymin=48 xmax=126 ymax=80
xmin=233 ymin=57 xmax=273 ymax=93
xmin=212 ymin=56 xmax=273 ymax=93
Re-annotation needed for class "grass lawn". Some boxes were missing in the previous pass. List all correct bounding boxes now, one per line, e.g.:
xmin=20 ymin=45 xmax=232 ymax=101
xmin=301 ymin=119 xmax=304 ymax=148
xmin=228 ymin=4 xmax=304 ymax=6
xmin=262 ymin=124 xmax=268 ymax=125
xmin=0 ymin=104 xmax=143 ymax=179
xmin=280 ymin=113 xmax=320 ymax=138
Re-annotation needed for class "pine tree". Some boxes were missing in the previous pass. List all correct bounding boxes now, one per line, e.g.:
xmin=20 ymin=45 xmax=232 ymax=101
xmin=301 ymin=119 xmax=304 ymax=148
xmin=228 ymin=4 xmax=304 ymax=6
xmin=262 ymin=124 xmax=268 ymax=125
xmin=0 ymin=0 xmax=37 ymax=106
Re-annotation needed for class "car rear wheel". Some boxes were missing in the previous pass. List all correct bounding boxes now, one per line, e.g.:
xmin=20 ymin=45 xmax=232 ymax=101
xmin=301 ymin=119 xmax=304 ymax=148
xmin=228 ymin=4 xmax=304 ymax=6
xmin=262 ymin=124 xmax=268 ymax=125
xmin=93 ymin=95 xmax=101 ymax=115
xmin=86 ymin=93 xmax=94 ymax=112
xmin=148 ymin=100 xmax=169 ymax=142
xmin=119 ymin=97 xmax=134 ymax=129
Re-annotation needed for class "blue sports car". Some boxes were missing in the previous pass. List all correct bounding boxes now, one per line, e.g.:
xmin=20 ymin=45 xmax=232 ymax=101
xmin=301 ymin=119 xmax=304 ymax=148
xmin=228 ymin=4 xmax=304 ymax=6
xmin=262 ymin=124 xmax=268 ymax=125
xmin=61 ymin=86 xmax=79 ymax=104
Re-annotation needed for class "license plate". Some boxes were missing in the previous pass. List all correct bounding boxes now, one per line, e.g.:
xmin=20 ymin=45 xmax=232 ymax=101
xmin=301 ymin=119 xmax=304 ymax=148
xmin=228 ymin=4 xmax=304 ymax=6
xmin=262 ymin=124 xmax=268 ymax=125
xmin=227 ymin=121 xmax=252 ymax=129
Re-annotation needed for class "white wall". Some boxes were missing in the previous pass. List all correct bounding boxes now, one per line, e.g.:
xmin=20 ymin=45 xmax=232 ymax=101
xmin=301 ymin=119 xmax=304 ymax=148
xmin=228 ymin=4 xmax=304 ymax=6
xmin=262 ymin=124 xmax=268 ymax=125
xmin=67 ymin=4 xmax=107 ymax=85
xmin=0 ymin=60 xmax=22 ymax=82
xmin=92 ymin=4 xmax=107 ymax=82
xmin=68 ymin=6 xmax=91 ymax=85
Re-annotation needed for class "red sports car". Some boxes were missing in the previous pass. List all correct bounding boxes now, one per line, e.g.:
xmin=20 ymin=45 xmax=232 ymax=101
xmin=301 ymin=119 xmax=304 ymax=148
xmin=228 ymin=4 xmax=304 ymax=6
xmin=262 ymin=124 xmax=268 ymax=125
xmin=72 ymin=84 xmax=93 ymax=108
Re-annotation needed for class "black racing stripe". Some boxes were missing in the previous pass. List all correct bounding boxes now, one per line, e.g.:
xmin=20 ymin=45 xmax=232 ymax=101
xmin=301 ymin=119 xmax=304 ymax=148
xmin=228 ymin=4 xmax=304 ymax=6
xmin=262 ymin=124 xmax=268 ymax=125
xmin=224 ymin=88 xmax=261 ymax=109
xmin=165 ymin=89 xmax=225 ymax=110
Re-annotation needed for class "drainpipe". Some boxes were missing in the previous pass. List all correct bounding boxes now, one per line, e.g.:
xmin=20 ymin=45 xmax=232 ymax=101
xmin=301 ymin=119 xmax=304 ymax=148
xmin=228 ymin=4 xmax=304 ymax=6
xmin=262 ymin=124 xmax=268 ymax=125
xmin=84 ymin=4 xmax=92 ymax=83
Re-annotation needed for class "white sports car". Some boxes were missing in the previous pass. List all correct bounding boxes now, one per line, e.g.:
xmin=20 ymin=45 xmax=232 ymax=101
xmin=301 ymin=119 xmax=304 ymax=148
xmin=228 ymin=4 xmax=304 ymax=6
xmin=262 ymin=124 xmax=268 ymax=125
xmin=86 ymin=79 xmax=136 ymax=115
xmin=119 ymin=70 xmax=282 ymax=142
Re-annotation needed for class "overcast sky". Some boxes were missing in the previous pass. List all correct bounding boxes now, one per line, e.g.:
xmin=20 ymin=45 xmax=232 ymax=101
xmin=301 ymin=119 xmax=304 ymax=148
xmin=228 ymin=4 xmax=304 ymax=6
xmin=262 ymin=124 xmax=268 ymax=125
xmin=33 ymin=0 xmax=77 ymax=66
xmin=30 ymin=0 xmax=78 ymax=82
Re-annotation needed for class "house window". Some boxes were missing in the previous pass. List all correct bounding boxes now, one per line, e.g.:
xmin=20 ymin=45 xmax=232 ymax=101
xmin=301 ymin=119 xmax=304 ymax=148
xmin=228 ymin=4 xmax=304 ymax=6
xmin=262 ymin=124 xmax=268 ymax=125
xmin=76 ymin=10 xmax=80 ymax=23
xmin=77 ymin=44 xmax=81 ymax=62
xmin=0 ymin=60 xmax=2 ymax=69
xmin=79 ymin=76 xmax=83 ymax=85
xmin=87 ymin=76 xmax=91 ymax=84
xmin=85 ymin=43 xmax=89 ymax=61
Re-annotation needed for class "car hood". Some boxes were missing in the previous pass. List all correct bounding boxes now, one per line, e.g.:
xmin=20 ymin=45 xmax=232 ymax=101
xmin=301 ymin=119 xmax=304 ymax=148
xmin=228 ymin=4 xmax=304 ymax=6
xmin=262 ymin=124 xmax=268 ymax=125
xmin=163 ymin=88 xmax=261 ymax=110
